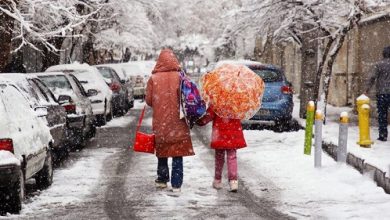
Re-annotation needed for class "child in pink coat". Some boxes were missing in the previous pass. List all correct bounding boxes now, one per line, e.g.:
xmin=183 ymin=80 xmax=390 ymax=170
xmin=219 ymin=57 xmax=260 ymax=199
xmin=197 ymin=107 xmax=247 ymax=192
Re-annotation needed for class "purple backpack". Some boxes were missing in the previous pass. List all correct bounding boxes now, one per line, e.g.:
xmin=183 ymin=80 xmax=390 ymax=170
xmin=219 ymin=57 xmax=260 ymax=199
xmin=179 ymin=71 xmax=206 ymax=128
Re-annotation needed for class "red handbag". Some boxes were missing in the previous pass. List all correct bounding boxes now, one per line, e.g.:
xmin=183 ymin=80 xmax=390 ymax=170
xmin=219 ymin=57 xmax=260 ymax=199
xmin=133 ymin=106 xmax=155 ymax=154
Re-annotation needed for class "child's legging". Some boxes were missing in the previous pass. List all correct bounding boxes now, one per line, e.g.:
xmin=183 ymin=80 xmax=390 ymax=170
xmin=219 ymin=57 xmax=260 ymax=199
xmin=215 ymin=149 xmax=237 ymax=181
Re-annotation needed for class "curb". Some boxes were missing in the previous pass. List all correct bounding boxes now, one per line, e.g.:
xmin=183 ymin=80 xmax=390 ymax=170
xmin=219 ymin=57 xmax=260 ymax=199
xmin=322 ymin=142 xmax=390 ymax=194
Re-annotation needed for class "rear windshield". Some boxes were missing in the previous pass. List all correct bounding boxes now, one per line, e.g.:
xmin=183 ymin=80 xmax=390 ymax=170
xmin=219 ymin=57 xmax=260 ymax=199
xmin=97 ymin=67 xmax=114 ymax=79
xmin=38 ymin=75 xmax=72 ymax=91
xmin=251 ymin=69 xmax=283 ymax=82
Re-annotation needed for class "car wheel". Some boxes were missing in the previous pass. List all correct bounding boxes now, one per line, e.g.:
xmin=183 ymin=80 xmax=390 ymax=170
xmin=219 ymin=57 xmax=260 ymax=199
xmin=96 ymin=114 xmax=107 ymax=127
xmin=274 ymin=118 xmax=292 ymax=132
xmin=107 ymin=103 xmax=113 ymax=122
xmin=88 ymin=124 xmax=96 ymax=138
xmin=35 ymin=149 xmax=54 ymax=190
xmin=128 ymin=100 xmax=134 ymax=109
xmin=6 ymin=169 xmax=25 ymax=214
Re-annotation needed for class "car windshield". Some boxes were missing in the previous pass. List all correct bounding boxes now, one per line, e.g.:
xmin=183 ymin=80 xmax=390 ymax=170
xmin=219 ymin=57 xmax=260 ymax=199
xmin=38 ymin=75 xmax=72 ymax=91
xmin=251 ymin=69 xmax=283 ymax=82
xmin=97 ymin=67 xmax=114 ymax=79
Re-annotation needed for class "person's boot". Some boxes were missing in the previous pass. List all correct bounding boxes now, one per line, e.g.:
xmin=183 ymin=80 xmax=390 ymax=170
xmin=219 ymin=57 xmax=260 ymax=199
xmin=212 ymin=179 xmax=223 ymax=190
xmin=155 ymin=179 xmax=167 ymax=189
xmin=378 ymin=137 xmax=387 ymax=141
xmin=229 ymin=180 xmax=238 ymax=192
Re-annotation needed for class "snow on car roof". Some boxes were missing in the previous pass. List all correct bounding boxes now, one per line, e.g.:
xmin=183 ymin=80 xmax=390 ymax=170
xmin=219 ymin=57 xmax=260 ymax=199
xmin=121 ymin=61 xmax=155 ymax=76
xmin=46 ymin=63 xmax=95 ymax=73
xmin=33 ymin=71 xmax=66 ymax=76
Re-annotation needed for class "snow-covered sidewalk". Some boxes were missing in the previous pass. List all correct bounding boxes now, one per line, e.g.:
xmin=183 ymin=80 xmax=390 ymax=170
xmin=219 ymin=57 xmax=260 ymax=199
xmin=241 ymin=127 xmax=390 ymax=219
xmin=318 ymin=104 xmax=390 ymax=178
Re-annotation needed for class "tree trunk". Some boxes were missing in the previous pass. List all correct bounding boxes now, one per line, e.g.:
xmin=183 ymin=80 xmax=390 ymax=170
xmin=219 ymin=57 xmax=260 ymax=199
xmin=0 ymin=6 xmax=12 ymax=72
xmin=299 ymin=25 xmax=318 ymax=118
xmin=313 ymin=38 xmax=334 ymax=102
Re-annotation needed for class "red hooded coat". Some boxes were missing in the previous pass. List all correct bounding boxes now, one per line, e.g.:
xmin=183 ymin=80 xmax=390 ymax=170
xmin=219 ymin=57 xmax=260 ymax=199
xmin=197 ymin=107 xmax=247 ymax=149
xmin=145 ymin=49 xmax=194 ymax=157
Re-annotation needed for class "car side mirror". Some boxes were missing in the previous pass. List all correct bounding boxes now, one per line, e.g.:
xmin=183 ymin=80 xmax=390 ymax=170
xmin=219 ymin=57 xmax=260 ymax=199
xmin=87 ymin=89 xmax=98 ymax=97
xmin=34 ymin=106 xmax=48 ymax=117
xmin=58 ymin=95 xmax=72 ymax=105
xmin=120 ymin=79 xmax=126 ymax=84
xmin=79 ymin=80 xmax=88 ymax=84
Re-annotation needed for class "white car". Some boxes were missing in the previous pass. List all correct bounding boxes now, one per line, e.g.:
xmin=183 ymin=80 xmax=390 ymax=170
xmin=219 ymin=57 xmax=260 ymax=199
xmin=0 ymin=77 xmax=53 ymax=214
xmin=46 ymin=63 xmax=113 ymax=126
xmin=109 ymin=61 xmax=155 ymax=99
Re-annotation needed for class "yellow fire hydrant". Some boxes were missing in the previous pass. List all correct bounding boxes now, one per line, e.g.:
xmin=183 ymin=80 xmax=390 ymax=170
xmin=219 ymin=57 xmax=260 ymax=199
xmin=356 ymin=95 xmax=374 ymax=147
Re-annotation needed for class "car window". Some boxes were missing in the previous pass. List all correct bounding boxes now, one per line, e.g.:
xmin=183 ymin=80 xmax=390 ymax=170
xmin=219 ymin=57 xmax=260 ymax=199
xmin=39 ymin=75 xmax=73 ymax=91
xmin=97 ymin=67 xmax=114 ymax=79
xmin=251 ymin=69 xmax=283 ymax=82
xmin=28 ymin=79 xmax=50 ymax=103
xmin=12 ymin=80 xmax=40 ymax=106
xmin=69 ymin=74 xmax=88 ymax=97
xmin=33 ymin=79 xmax=57 ymax=103
xmin=2 ymin=85 xmax=34 ymax=119
xmin=108 ymin=68 xmax=122 ymax=81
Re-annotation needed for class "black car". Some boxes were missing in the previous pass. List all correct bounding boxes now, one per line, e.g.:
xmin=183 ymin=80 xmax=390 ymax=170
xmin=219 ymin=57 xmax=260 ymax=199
xmin=96 ymin=66 xmax=130 ymax=116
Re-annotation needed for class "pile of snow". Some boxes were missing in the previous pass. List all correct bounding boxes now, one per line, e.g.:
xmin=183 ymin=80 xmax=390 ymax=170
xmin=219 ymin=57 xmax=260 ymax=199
xmin=0 ymin=150 xmax=20 ymax=166
xmin=21 ymin=148 xmax=117 ymax=215
xmin=103 ymin=115 xmax=134 ymax=128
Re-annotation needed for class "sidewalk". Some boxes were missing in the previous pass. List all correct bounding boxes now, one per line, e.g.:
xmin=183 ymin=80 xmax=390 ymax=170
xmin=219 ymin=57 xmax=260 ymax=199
xmin=294 ymin=97 xmax=390 ymax=192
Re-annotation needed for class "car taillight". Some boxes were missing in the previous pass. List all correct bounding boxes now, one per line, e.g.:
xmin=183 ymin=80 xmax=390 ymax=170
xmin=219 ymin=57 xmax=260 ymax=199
xmin=63 ymin=104 xmax=76 ymax=114
xmin=0 ymin=139 xmax=14 ymax=153
xmin=281 ymin=85 xmax=293 ymax=94
xmin=110 ymin=82 xmax=121 ymax=92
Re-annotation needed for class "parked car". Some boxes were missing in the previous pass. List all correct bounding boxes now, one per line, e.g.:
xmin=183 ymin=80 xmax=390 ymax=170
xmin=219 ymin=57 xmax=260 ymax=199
xmin=95 ymin=64 xmax=135 ymax=107
xmin=46 ymin=63 xmax=113 ymax=126
xmin=120 ymin=61 xmax=155 ymax=99
xmin=215 ymin=60 xmax=294 ymax=129
xmin=95 ymin=65 xmax=133 ymax=114
xmin=1 ymin=74 xmax=68 ymax=161
xmin=0 ymin=76 xmax=53 ymax=214
xmin=35 ymin=72 xmax=95 ymax=147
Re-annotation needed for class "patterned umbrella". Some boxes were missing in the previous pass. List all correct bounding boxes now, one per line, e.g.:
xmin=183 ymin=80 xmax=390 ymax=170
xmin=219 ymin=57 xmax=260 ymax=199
xmin=201 ymin=63 xmax=265 ymax=120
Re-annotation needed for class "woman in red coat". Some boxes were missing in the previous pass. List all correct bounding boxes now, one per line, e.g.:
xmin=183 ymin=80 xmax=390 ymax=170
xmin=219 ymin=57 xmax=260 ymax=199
xmin=197 ymin=106 xmax=246 ymax=192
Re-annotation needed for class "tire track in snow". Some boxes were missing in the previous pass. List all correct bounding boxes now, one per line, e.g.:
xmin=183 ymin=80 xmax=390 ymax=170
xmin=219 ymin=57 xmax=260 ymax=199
xmin=192 ymin=126 xmax=294 ymax=220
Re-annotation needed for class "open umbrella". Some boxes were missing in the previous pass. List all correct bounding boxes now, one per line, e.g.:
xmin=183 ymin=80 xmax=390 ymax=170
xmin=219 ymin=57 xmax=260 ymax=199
xmin=201 ymin=63 xmax=265 ymax=120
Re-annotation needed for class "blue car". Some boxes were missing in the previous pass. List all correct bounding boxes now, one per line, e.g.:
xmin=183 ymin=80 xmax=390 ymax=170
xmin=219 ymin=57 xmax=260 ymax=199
xmin=215 ymin=60 xmax=294 ymax=128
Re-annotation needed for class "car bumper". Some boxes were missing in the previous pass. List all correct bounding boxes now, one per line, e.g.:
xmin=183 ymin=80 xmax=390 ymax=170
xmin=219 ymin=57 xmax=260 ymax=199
xmin=248 ymin=98 xmax=293 ymax=121
xmin=50 ymin=124 xmax=66 ymax=149
xmin=67 ymin=115 xmax=86 ymax=128
xmin=0 ymin=165 xmax=20 ymax=187
xmin=112 ymin=93 xmax=125 ymax=109
xmin=133 ymin=87 xmax=145 ymax=97
xmin=91 ymin=101 xmax=105 ymax=115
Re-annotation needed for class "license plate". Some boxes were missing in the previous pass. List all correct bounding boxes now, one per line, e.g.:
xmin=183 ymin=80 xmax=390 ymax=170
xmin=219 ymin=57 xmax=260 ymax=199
xmin=257 ymin=109 xmax=271 ymax=116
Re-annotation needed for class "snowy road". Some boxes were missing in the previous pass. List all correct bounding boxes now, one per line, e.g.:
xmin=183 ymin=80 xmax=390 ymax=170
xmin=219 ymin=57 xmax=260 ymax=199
xmin=1 ymin=108 xmax=292 ymax=220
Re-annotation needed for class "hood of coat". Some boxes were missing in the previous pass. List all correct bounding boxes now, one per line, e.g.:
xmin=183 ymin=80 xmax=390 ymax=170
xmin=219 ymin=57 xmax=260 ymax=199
xmin=152 ymin=49 xmax=181 ymax=74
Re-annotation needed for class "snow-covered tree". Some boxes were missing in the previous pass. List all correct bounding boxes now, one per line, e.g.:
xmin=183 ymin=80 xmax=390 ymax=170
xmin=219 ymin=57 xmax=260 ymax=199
xmin=0 ymin=0 xmax=109 ymax=53
xmin=225 ymin=0 xmax=389 ymax=115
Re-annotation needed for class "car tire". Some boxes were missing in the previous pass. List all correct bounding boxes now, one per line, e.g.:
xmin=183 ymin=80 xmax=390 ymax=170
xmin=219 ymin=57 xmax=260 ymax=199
xmin=107 ymin=104 xmax=113 ymax=122
xmin=274 ymin=118 xmax=292 ymax=132
xmin=88 ymin=124 xmax=96 ymax=138
xmin=96 ymin=114 xmax=107 ymax=127
xmin=35 ymin=149 xmax=54 ymax=190
xmin=6 ymin=169 xmax=25 ymax=214
xmin=128 ymin=100 xmax=134 ymax=109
